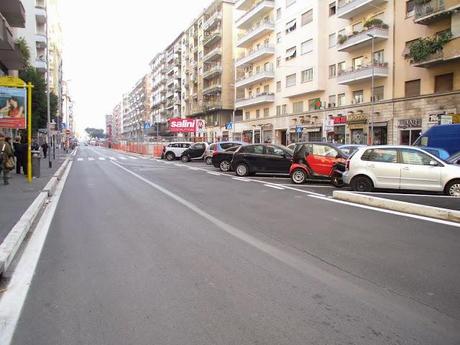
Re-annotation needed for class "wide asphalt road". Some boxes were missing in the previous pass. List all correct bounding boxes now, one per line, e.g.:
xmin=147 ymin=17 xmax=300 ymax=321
xmin=9 ymin=145 xmax=460 ymax=345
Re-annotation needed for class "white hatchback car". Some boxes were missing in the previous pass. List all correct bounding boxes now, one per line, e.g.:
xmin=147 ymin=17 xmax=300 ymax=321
xmin=343 ymin=145 xmax=460 ymax=196
xmin=162 ymin=142 xmax=192 ymax=161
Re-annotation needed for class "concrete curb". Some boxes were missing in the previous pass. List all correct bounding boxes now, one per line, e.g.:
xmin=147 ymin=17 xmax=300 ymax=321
xmin=0 ymin=154 xmax=73 ymax=276
xmin=333 ymin=191 xmax=460 ymax=223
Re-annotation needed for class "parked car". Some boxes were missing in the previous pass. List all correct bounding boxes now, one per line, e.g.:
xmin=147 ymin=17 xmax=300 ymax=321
xmin=162 ymin=142 xmax=192 ymax=161
xmin=343 ymin=145 xmax=460 ymax=196
xmin=180 ymin=142 xmax=209 ymax=162
xmin=421 ymin=147 xmax=450 ymax=161
xmin=204 ymin=141 xmax=245 ymax=165
xmin=447 ymin=151 xmax=460 ymax=165
xmin=287 ymin=143 xmax=297 ymax=151
xmin=289 ymin=143 xmax=347 ymax=185
xmin=231 ymin=144 xmax=293 ymax=177
xmin=212 ymin=146 xmax=241 ymax=172
xmin=413 ymin=124 xmax=460 ymax=155
xmin=338 ymin=144 xmax=366 ymax=156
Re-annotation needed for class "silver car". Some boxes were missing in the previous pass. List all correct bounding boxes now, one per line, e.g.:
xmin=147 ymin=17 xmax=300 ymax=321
xmin=343 ymin=145 xmax=460 ymax=196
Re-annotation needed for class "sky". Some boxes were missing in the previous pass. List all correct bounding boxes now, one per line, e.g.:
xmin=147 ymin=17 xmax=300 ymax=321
xmin=61 ymin=0 xmax=208 ymax=134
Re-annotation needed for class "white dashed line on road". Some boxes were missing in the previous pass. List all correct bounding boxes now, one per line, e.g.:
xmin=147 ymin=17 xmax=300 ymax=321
xmin=109 ymin=157 xmax=117 ymax=161
xmin=77 ymin=158 xmax=83 ymax=161
xmin=119 ymin=157 xmax=127 ymax=160
xmin=207 ymin=171 xmax=221 ymax=176
xmin=232 ymin=177 xmax=251 ymax=182
xmin=88 ymin=157 xmax=95 ymax=161
xmin=99 ymin=157 xmax=106 ymax=161
xmin=264 ymin=184 xmax=285 ymax=190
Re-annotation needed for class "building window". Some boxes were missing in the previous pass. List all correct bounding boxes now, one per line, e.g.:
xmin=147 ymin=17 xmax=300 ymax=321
xmin=329 ymin=33 xmax=336 ymax=48
xmin=286 ymin=0 xmax=296 ymax=8
xmin=301 ymin=9 xmax=313 ymax=26
xmin=276 ymin=56 xmax=281 ymax=67
xmin=286 ymin=73 xmax=296 ymax=87
xmin=301 ymin=39 xmax=313 ymax=55
xmin=293 ymin=101 xmax=304 ymax=113
xmin=256 ymin=109 xmax=260 ymax=118
xmin=329 ymin=2 xmax=336 ymax=16
xmin=406 ymin=0 xmax=415 ymax=17
xmin=264 ymin=85 xmax=269 ymax=93
xmin=245 ymin=111 xmax=250 ymax=120
xmin=373 ymin=86 xmax=384 ymax=101
xmin=286 ymin=46 xmax=297 ymax=61
xmin=286 ymin=19 xmax=296 ymax=34
xmin=338 ymin=61 xmax=345 ymax=74
xmin=353 ymin=90 xmax=364 ymax=104
xmin=276 ymin=105 xmax=281 ymax=115
xmin=405 ymin=79 xmax=421 ymax=97
xmin=277 ymin=8 xmax=282 ymax=20
xmin=328 ymin=95 xmax=336 ymax=108
xmin=435 ymin=73 xmax=453 ymax=93
xmin=338 ymin=93 xmax=345 ymax=106
xmin=282 ymin=104 xmax=287 ymax=114
xmin=276 ymin=32 xmax=281 ymax=43
xmin=276 ymin=81 xmax=281 ymax=92
xmin=301 ymin=68 xmax=313 ymax=83
xmin=264 ymin=108 xmax=270 ymax=117
xmin=329 ymin=64 xmax=336 ymax=78
xmin=352 ymin=21 xmax=363 ymax=33
xmin=373 ymin=50 xmax=384 ymax=64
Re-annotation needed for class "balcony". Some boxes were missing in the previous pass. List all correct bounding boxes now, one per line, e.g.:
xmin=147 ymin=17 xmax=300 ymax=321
xmin=236 ymin=0 xmax=275 ymax=30
xmin=35 ymin=32 xmax=47 ymax=45
xmin=34 ymin=59 xmax=47 ymax=71
xmin=203 ymin=47 xmax=222 ymax=62
xmin=236 ymin=44 xmax=275 ymax=67
xmin=337 ymin=26 xmax=389 ymax=52
xmin=35 ymin=5 xmax=46 ymax=24
xmin=337 ymin=62 xmax=389 ymax=85
xmin=411 ymin=36 xmax=460 ymax=67
xmin=0 ymin=16 xmax=15 ymax=50
xmin=235 ymin=93 xmax=275 ymax=109
xmin=203 ymin=12 xmax=222 ymax=31
xmin=237 ymin=20 xmax=275 ymax=48
xmin=337 ymin=0 xmax=387 ymax=20
xmin=203 ymin=65 xmax=223 ymax=79
xmin=235 ymin=68 xmax=275 ymax=89
xmin=203 ymin=101 xmax=223 ymax=111
xmin=236 ymin=0 xmax=256 ymax=11
xmin=0 ymin=0 xmax=26 ymax=28
xmin=415 ymin=0 xmax=460 ymax=25
xmin=203 ymin=84 xmax=222 ymax=95
xmin=203 ymin=30 xmax=222 ymax=48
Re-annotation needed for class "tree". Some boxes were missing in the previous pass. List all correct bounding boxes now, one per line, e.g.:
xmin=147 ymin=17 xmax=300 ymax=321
xmin=85 ymin=128 xmax=105 ymax=139
xmin=16 ymin=37 xmax=30 ymax=67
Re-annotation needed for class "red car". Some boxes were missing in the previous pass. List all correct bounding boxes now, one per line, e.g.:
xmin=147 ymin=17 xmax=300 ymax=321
xmin=289 ymin=143 xmax=347 ymax=185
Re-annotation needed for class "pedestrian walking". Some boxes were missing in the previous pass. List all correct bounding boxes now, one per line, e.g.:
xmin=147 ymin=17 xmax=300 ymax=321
xmin=0 ymin=133 xmax=15 ymax=185
xmin=41 ymin=142 xmax=49 ymax=158
xmin=13 ymin=136 xmax=26 ymax=175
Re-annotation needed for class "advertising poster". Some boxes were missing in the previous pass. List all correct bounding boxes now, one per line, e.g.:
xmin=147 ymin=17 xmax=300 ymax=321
xmin=0 ymin=86 xmax=27 ymax=129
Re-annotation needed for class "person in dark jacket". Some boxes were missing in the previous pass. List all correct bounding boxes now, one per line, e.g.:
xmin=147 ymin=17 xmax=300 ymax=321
xmin=13 ymin=136 xmax=25 ymax=174
xmin=1 ymin=133 xmax=14 ymax=185
xmin=41 ymin=142 xmax=49 ymax=158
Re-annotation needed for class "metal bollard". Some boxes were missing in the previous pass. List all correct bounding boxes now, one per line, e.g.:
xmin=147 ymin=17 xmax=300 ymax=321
xmin=32 ymin=150 xmax=41 ymax=178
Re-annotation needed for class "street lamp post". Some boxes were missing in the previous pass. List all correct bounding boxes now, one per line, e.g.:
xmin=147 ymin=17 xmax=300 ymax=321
xmin=368 ymin=33 xmax=375 ymax=145
xmin=46 ymin=0 xmax=51 ymax=168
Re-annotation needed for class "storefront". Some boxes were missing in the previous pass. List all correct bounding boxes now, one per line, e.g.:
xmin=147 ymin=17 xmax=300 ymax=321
xmin=370 ymin=122 xmax=388 ymax=145
xmin=326 ymin=116 xmax=347 ymax=144
xmin=398 ymin=118 xmax=422 ymax=145
xmin=242 ymin=130 xmax=253 ymax=143
xmin=347 ymin=113 xmax=368 ymax=145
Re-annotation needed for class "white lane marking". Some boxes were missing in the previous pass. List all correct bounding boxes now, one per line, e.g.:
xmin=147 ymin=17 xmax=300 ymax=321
xmin=207 ymin=171 xmax=221 ymax=176
xmin=88 ymin=157 xmax=95 ymax=161
xmin=264 ymin=184 xmax=285 ymax=190
xmin=232 ymin=177 xmax=251 ymax=182
xmin=98 ymin=157 xmax=106 ymax=161
xmin=174 ymin=163 xmax=183 ymax=167
xmin=77 ymin=158 xmax=83 ymax=161
xmin=246 ymin=178 xmax=325 ymax=197
xmin=119 ymin=157 xmax=127 ymax=160
xmin=128 ymin=156 xmax=137 ymax=160
xmin=308 ymin=195 xmax=460 ymax=228
xmin=277 ymin=184 xmax=335 ymax=188
xmin=0 ymin=161 xmax=73 ymax=345
xmin=109 ymin=157 xmax=117 ymax=161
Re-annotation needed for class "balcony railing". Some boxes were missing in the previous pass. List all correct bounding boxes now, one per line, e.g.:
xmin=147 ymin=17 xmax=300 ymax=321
xmin=203 ymin=30 xmax=222 ymax=47
xmin=203 ymin=84 xmax=222 ymax=95
xmin=337 ymin=26 xmax=389 ymax=52
xmin=236 ymin=0 xmax=275 ymax=29
xmin=203 ymin=12 xmax=222 ymax=31
xmin=337 ymin=62 xmax=389 ymax=85
xmin=203 ymin=65 xmax=223 ymax=79
xmin=237 ymin=20 xmax=275 ymax=48
xmin=235 ymin=93 xmax=275 ymax=109
xmin=411 ymin=36 xmax=460 ymax=67
xmin=0 ymin=17 xmax=15 ymax=50
xmin=337 ymin=0 xmax=387 ymax=20
xmin=415 ymin=0 xmax=460 ymax=24
xmin=203 ymin=47 xmax=222 ymax=62
xmin=236 ymin=44 xmax=275 ymax=67
xmin=235 ymin=68 xmax=275 ymax=88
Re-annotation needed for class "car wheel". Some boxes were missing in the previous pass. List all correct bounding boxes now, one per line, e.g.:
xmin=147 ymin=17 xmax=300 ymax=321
xmin=219 ymin=160 xmax=231 ymax=172
xmin=165 ymin=152 xmax=175 ymax=161
xmin=205 ymin=157 xmax=213 ymax=165
xmin=445 ymin=179 xmax=460 ymax=197
xmin=235 ymin=163 xmax=249 ymax=177
xmin=291 ymin=168 xmax=306 ymax=184
xmin=181 ymin=155 xmax=190 ymax=163
xmin=351 ymin=176 xmax=373 ymax=192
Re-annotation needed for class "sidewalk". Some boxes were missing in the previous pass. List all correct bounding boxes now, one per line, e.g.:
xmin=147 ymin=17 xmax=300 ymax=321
xmin=0 ymin=149 xmax=68 ymax=244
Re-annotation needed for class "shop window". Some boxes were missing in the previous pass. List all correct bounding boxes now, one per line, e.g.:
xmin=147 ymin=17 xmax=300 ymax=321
xmin=400 ymin=129 xmax=421 ymax=145
xmin=405 ymin=79 xmax=421 ymax=97
xmin=434 ymin=73 xmax=453 ymax=93
xmin=329 ymin=2 xmax=336 ymax=16
xmin=301 ymin=9 xmax=313 ymax=26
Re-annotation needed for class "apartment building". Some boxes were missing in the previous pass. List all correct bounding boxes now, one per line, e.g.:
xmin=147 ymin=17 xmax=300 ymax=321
xmin=0 ymin=0 xmax=26 ymax=76
xmin=165 ymin=35 xmax=183 ymax=119
xmin=105 ymin=114 xmax=113 ymax=143
xmin=233 ymin=0 xmax=460 ymax=146
xmin=112 ymin=102 xmax=122 ymax=142
xmin=122 ymin=74 xmax=152 ymax=139
xmin=182 ymin=0 xmax=236 ymax=142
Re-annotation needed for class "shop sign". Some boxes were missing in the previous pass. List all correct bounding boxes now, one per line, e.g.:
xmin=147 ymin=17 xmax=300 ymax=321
xmin=398 ymin=118 xmax=422 ymax=129
xmin=347 ymin=113 xmax=367 ymax=125
xmin=440 ymin=115 xmax=452 ymax=125
xmin=427 ymin=109 xmax=456 ymax=125
xmin=304 ymin=127 xmax=321 ymax=133
xmin=168 ymin=118 xmax=206 ymax=133
xmin=333 ymin=116 xmax=347 ymax=124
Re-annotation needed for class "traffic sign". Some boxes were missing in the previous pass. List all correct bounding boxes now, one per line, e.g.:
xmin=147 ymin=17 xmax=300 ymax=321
xmin=225 ymin=122 xmax=233 ymax=130
xmin=295 ymin=126 xmax=303 ymax=134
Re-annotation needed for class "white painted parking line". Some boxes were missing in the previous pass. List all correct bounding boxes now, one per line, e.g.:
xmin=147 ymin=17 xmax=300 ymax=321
xmin=119 ymin=157 xmax=127 ymax=160
xmin=109 ymin=157 xmax=117 ymax=161
xmin=174 ymin=163 xmax=183 ymax=167
xmin=277 ymin=184 xmax=335 ymax=188
xmin=207 ymin=171 xmax=221 ymax=176
xmin=77 ymin=158 xmax=83 ymax=161
xmin=264 ymin=184 xmax=285 ymax=190
xmin=128 ymin=156 xmax=137 ymax=160
xmin=88 ymin=157 xmax=95 ymax=161
xmin=232 ymin=177 xmax=251 ymax=182
xmin=357 ymin=192 xmax=455 ymax=198
xmin=99 ymin=157 xmax=106 ymax=161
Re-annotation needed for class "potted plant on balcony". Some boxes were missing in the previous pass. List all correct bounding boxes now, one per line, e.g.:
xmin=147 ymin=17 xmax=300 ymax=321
xmin=338 ymin=34 xmax=348 ymax=45
xmin=407 ymin=31 xmax=452 ymax=63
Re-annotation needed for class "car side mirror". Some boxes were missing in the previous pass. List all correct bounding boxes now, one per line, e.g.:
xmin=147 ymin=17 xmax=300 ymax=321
xmin=429 ymin=160 xmax=439 ymax=167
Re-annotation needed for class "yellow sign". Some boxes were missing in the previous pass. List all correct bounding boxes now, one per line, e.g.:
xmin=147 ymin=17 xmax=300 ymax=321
xmin=0 ymin=76 xmax=27 ymax=88
xmin=452 ymin=114 xmax=460 ymax=124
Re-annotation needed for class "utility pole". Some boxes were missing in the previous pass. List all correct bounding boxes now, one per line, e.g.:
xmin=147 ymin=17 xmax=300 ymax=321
xmin=46 ymin=0 xmax=51 ymax=168
xmin=368 ymin=33 xmax=375 ymax=145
